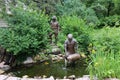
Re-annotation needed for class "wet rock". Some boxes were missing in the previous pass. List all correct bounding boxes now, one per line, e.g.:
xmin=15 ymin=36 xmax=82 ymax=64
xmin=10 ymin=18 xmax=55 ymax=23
xmin=23 ymin=57 xmax=35 ymax=64
xmin=51 ymin=55 xmax=63 ymax=61
xmin=58 ymin=54 xmax=64 ymax=57
xmin=34 ymin=54 xmax=41 ymax=61
xmin=51 ymin=46 xmax=61 ymax=55
xmin=52 ymin=47 xmax=59 ymax=52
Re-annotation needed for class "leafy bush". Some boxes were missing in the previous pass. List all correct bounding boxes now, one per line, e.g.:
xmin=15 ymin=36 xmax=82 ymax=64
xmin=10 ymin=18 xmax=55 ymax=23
xmin=55 ymin=0 xmax=99 ymax=25
xmin=90 ymin=27 xmax=120 ymax=54
xmin=58 ymin=15 xmax=90 ymax=53
xmin=0 ymin=7 xmax=50 ymax=62
xmin=96 ymin=15 xmax=120 ymax=28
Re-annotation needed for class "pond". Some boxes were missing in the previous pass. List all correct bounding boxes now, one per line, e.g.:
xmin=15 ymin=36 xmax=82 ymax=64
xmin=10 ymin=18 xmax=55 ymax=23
xmin=5 ymin=59 xmax=88 ymax=78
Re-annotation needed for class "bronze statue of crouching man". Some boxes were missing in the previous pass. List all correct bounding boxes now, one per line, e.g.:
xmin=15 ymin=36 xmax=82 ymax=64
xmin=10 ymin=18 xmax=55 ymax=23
xmin=64 ymin=34 xmax=80 ymax=67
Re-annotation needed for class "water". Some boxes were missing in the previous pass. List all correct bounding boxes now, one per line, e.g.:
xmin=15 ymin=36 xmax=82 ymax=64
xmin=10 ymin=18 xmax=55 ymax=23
xmin=6 ymin=59 xmax=88 ymax=78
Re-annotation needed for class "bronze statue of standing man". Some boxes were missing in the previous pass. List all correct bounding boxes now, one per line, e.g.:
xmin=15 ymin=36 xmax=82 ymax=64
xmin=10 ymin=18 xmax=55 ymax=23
xmin=49 ymin=16 xmax=60 ymax=44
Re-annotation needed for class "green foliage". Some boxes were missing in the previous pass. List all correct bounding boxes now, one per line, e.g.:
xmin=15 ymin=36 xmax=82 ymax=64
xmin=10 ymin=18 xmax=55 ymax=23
xmin=91 ymin=3 xmax=107 ymax=18
xmin=90 ymin=27 xmax=120 ymax=54
xmin=31 ymin=0 xmax=62 ymax=15
xmin=0 ymin=7 xmax=50 ymax=62
xmin=88 ymin=51 xmax=120 ymax=79
xmin=58 ymin=15 xmax=90 ymax=53
xmin=97 ymin=15 xmax=120 ymax=28
xmin=56 ymin=0 xmax=86 ymax=16
xmin=56 ymin=0 xmax=99 ymax=25
xmin=112 ymin=0 xmax=120 ymax=15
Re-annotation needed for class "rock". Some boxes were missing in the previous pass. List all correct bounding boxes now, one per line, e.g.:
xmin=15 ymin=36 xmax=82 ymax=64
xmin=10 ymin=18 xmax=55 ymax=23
xmin=49 ymin=76 xmax=54 ymax=80
xmin=34 ymin=76 xmax=42 ymax=79
xmin=0 ymin=69 xmax=4 ymax=74
xmin=51 ymin=55 xmax=63 ymax=61
xmin=43 ymin=75 xmax=47 ymax=78
xmin=104 ymin=78 xmax=119 ymax=80
xmin=0 ymin=61 xmax=11 ymax=71
xmin=82 ymin=75 xmax=90 ymax=80
xmin=6 ymin=10 xmax=13 ymax=16
xmin=81 ymin=53 xmax=87 ymax=58
xmin=23 ymin=57 xmax=35 ymax=64
xmin=52 ymin=48 xmax=60 ymax=52
xmin=58 ymin=54 xmax=64 ymax=57
xmin=21 ymin=78 xmax=39 ymax=80
xmin=56 ymin=79 xmax=71 ymax=80
xmin=68 ymin=75 xmax=75 ymax=79
xmin=51 ymin=47 xmax=61 ymax=55
xmin=63 ymin=76 xmax=67 ymax=79
xmin=6 ymin=77 xmax=21 ymax=80
xmin=0 ymin=75 xmax=9 ymax=80
xmin=42 ymin=76 xmax=54 ymax=80
xmin=22 ymin=75 xmax=29 ymax=78
xmin=0 ymin=62 xmax=5 ymax=68
xmin=76 ymin=78 xmax=85 ymax=80
xmin=7 ymin=72 xmax=16 ymax=77
xmin=83 ymin=75 xmax=90 ymax=78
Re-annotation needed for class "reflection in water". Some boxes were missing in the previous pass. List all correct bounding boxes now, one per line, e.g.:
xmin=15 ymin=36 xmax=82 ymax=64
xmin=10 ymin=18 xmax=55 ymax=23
xmin=6 ymin=59 xmax=88 ymax=78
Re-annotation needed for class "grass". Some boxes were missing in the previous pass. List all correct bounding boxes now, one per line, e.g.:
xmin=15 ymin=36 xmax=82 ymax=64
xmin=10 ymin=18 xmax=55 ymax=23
xmin=87 ymin=27 xmax=120 ymax=79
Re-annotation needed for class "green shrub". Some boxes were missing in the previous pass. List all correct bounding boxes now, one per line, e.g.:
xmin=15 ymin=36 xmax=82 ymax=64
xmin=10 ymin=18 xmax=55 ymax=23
xmin=0 ymin=7 xmax=50 ymax=62
xmin=55 ymin=0 xmax=100 ymax=25
xmin=90 ymin=27 xmax=120 ymax=54
xmin=96 ymin=15 xmax=120 ymax=28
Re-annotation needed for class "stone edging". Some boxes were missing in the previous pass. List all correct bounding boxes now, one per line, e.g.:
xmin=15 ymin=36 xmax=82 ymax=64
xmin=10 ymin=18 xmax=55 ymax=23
xmin=0 ymin=75 xmax=92 ymax=80
xmin=0 ymin=74 xmax=120 ymax=80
